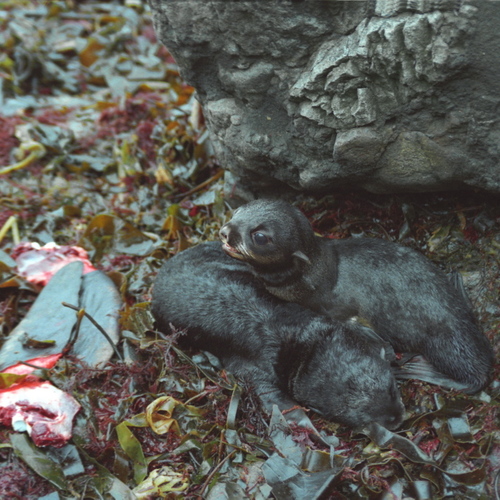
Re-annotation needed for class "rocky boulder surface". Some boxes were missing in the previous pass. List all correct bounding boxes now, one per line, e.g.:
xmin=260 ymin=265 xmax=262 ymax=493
xmin=149 ymin=0 xmax=500 ymax=203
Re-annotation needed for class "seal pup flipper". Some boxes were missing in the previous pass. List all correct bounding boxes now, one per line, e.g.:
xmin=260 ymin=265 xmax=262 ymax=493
xmin=394 ymin=355 xmax=479 ymax=393
xmin=351 ymin=320 xmax=481 ymax=391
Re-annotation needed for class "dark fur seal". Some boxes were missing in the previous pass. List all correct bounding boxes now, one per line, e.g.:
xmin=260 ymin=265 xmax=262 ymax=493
xmin=220 ymin=199 xmax=494 ymax=394
xmin=151 ymin=242 xmax=404 ymax=430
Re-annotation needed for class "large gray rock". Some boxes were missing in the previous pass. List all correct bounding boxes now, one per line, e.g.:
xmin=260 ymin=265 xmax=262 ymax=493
xmin=149 ymin=0 xmax=500 ymax=203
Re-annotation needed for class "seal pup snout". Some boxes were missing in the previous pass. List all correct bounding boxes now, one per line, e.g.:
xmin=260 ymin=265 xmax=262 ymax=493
xmin=219 ymin=224 xmax=230 ymax=242
xmin=384 ymin=412 xmax=404 ymax=431
xmin=219 ymin=223 xmax=246 ymax=260
xmin=376 ymin=389 xmax=406 ymax=431
xmin=220 ymin=218 xmax=278 ymax=264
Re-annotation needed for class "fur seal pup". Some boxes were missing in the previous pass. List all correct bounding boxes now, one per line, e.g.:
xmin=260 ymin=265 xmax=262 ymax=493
xmin=151 ymin=242 xmax=404 ymax=430
xmin=219 ymin=199 xmax=494 ymax=394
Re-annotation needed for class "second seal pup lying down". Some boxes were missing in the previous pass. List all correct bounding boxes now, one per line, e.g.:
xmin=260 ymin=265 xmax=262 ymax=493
xmin=220 ymin=199 xmax=494 ymax=394
xmin=151 ymin=242 xmax=404 ymax=430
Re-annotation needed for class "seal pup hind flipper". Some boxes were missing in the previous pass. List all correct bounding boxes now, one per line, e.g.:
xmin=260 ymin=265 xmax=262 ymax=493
xmin=151 ymin=242 xmax=404 ymax=430
xmin=220 ymin=199 xmax=494 ymax=394
xmin=392 ymin=355 xmax=484 ymax=392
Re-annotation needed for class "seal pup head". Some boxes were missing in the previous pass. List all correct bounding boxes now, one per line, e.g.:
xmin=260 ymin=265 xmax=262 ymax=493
xmin=282 ymin=328 xmax=405 ymax=430
xmin=275 ymin=319 xmax=405 ymax=430
xmin=219 ymin=199 xmax=316 ymax=268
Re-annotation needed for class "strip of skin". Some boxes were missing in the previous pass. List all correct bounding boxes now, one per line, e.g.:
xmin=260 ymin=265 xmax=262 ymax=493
xmin=220 ymin=199 xmax=494 ymax=394
xmin=151 ymin=242 xmax=404 ymax=430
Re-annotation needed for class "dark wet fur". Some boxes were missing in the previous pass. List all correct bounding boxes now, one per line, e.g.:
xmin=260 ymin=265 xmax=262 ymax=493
xmin=151 ymin=242 xmax=404 ymax=430
xmin=221 ymin=199 xmax=495 ymax=394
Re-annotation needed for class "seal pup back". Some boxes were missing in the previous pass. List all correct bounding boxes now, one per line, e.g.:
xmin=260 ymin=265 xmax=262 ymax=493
xmin=151 ymin=242 xmax=404 ymax=430
xmin=220 ymin=199 xmax=494 ymax=394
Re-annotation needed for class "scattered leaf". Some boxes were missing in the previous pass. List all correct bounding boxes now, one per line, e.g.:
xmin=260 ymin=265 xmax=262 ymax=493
xmin=116 ymin=422 xmax=148 ymax=484
xmin=10 ymin=433 xmax=68 ymax=490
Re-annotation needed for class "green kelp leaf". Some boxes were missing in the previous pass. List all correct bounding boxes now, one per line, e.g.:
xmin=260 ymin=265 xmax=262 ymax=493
xmin=124 ymin=257 xmax=159 ymax=302
xmin=112 ymin=446 xmax=132 ymax=484
xmin=115 ymin=133 xmax=142 ymax=176
xmin=128 ymin=65 xmax=166 ymax=81
xmin=79 ymin=36 xmax=105 ymax=67
xmin=410 ymin=480 xmax=433 ymax=500
xmin=226 ymin=385 xmax=242 ymax=430
xmin=398 ymin=203 xmax=416 ymax=240
xmin=446 ymin=414 xmax=474 ymax=443
xmin=268 ymin=406 xmax=306 ymax=466
xmin=378 ymin=479 xmax=406 ymax=499
xmin=64 ymin=154 xmax=114 ymax=173
xmin=133 ymin=465 xmax=189 ymax=499
xmin=172 ymin=438 xmax=203 ymax=455
xmin=79 ymin=214 xmax=122 ymax=259
xmin=398 ymin=220 xmax=411 ymax=240
xmin=242 ymin=433 xmax=275 ymax=459
xmin=223 ymin=429 xmax=247 ymax=464
xmin=263 ymin=453 xmax=342 ymax=500
xmin=36 ymin=492 xmax=60 ymax=500
xmin=362 ymin=423 xmax=437 ymax=466
xmin=264 ymin=406 xmax=345 ymax=498
xmin=144 ymin=396 xmax=181 ymax=435
xmin=10 ymin=433 xmax=68 ymax=491
xmin=2 ymin=96 xmax=40 ymax=117
xmin=191 ymin=351 xmax=223 ymax=372
xmin=443 ymin=461 xmax=487 ymax=486
xmin=108 ymin=216 xmax=155 ymax=256
xmin=121 ymin=302 xmax=155 ymax=336
xmin=25 ymin=123 xmax=74 ymax=154
xmin=105 ymin=74 xmax=135 ymax=99
xmin=162 ymin=203 xmax=184 ymax=240
xmin=301 ymin=448 xmax=333 ymax=473
xmin=427 ymin=224 xmax=451 ymax=252
xmin=116 ymin=421 xmax=147 ymax=484
xmin=124 ymin=412 xmax=149 ymax=428
xmin=228 ymin=463 xmax=273 ymax=500
xmin=175 ymin=348 xmax=235 ymax=391
xmin=0 ymin=249 xmax=16 ymax=270
xmin=47 ymin=444 xmax=85 ymax=477
xmin=192 ymin=187 xmax=216 ymax=206
xmin=145 ymin=395 xmax=204 ymax=435
xmin=80 ymin=214 xmax=154 ymax=260
xmin=205 ymin=482 xmax=248 ymax=500
xmin=73 ymin=435 xmax=136 ymax=500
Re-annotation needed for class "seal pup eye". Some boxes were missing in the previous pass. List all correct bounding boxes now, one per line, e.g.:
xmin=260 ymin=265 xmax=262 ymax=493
xmin=252 ymin=232 xmax=270 ymax=245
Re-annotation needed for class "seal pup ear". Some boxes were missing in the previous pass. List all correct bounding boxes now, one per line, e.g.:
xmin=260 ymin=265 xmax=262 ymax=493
xmin=292 ymin=250 xmax=311 ymax=265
